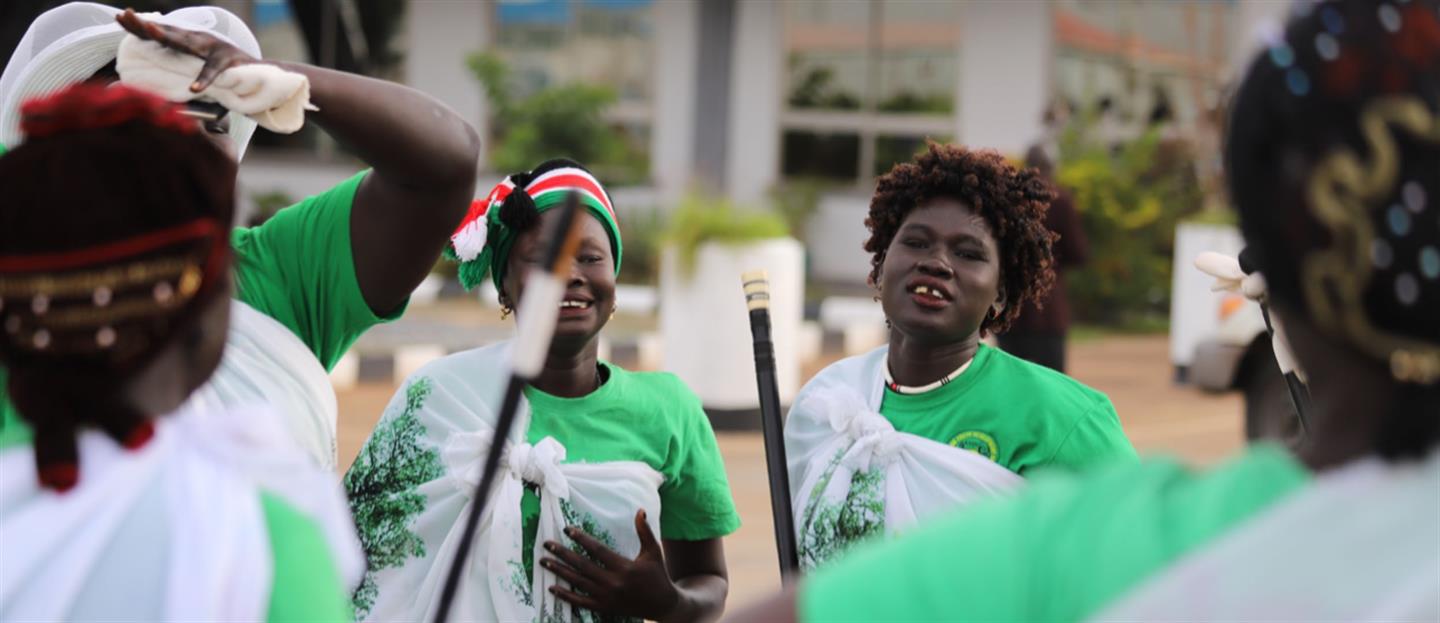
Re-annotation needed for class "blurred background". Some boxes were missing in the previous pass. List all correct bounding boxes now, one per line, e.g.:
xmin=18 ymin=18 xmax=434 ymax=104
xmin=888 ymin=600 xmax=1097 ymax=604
xmin=4 ymin=0 xmax=1300 ymax=607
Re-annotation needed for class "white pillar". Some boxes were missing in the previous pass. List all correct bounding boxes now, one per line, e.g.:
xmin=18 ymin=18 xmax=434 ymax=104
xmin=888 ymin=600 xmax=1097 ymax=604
xmin=956 ymin=2 xmax=1052 ymax=156
xmin=651 ymin=0 xmax=701 ymax=203
xmin=404 ymin=1 xmax=490 ymax=171
xmin=725 ymin=0 xmax=783 ymax=205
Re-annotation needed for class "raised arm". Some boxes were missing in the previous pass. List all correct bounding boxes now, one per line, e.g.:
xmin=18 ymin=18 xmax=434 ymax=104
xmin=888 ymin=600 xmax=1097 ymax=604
xmin=288 ymin=64 xmax=479 ymax=315
xmin=118 ymin=9 xmax=480 ymax=316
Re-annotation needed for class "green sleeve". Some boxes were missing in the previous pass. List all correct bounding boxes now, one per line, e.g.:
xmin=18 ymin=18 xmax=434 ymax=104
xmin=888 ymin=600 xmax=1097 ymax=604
xmin=657 ymin=379 xmax=741 ymax=541
xmin=1040 ymin=396 xmax=1137 ymax=474
xmin=261 ymin=492 xmax=351 ymax=623
xmin=0 ymin=367 xmax=32 ymax=450
xmin=799 ymin=447 xmax=1308 ymax=622
xmin=230 ymin=171 xmax=406 ymax=371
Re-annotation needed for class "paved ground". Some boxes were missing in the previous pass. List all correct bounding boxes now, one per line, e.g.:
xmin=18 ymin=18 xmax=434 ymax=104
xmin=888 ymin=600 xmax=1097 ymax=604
xmin=334 ymin=333 xmax=1242 ymax=612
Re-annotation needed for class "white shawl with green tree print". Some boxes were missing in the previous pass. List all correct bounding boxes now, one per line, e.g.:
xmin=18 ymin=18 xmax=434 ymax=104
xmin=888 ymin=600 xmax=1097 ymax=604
xmin=345 ymin=341 xmax=663 ymax=623
xmin=785 ymin=346 xmax=1024 ymax=570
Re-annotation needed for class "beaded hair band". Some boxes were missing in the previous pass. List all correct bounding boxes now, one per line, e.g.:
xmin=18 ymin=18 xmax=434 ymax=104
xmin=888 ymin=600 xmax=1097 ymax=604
xmin=0 ymin=219 xmax=225 ymax=360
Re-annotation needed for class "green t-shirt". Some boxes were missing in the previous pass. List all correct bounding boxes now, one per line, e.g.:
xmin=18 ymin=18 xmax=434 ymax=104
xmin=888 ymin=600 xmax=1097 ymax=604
xmin=517 ymin=363 xmax=741 ymax=580
xmin=880 ymin=344 xmax=1136 ymax=475
xmin=231 ymin=170 xmax=404 ymax=370
xmin=0 ymin=170 xmax=400 ymax=437
xmin=800 ymin=444 xmax=1310 ymax=622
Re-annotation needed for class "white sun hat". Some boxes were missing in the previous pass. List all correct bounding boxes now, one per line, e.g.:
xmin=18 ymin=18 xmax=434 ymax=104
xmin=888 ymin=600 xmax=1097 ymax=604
xmin=0 ymin=2 xmax=263 ymax=159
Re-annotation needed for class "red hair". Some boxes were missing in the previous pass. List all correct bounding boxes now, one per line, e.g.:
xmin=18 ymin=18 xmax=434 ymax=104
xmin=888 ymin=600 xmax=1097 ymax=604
xmin=19 ymin=82 xmax=195 ymax=140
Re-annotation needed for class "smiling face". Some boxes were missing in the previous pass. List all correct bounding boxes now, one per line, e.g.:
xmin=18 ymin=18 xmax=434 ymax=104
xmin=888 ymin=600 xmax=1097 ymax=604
xmin=878 ymin=197 xmax=1005 ymax=344
xmin=500 ymin=209 xmax=617 ymax=350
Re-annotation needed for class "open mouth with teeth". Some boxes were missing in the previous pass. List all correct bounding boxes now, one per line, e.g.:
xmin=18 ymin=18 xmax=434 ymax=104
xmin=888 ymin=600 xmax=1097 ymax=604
xmin=558 ymin=299 xmax=596 ymax=321
xmin=908 ymin=284 xmax=951 ymax=309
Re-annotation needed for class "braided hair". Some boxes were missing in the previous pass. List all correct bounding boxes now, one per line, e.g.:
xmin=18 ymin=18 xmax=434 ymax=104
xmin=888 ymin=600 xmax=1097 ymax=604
xmin=1227 ymin=0 xmax=1440 ymax=460
xmin=0 ymin=83 xmax=236 ymax=490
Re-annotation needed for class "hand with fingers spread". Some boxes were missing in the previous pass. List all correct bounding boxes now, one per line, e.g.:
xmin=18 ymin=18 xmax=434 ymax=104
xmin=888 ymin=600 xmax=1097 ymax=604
xmin=116 ymin=9 xmax=259 ymax=93
xmin=541 ymin=509 xmax=683 ymax=621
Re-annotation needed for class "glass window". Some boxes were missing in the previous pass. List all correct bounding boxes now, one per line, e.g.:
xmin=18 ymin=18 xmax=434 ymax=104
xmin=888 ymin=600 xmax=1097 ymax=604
xmin=781 ymin=0 xmax=958 ymax=183
xmin=494 ymin=0 xmax=655 ymax=105
xmin=782 ymin=130 xmax=860 ymax=180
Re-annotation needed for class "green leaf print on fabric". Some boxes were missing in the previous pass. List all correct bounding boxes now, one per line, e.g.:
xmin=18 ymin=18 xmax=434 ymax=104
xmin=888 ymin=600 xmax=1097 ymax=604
xmin=799 ymin=450 xmax=887 ymax=570
xmin=537 ymin=499 xmax=640 ymax=623
xmin=344 ymin=377 xmax=445 ymax=619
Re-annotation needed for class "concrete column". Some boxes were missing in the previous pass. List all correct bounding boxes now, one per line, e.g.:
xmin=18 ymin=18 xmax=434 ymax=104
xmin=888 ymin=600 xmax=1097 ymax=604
xmin=725 ymin=0 xmax=782 ymax=205
xmin=692 ymin=0 xmax=735 ymax=194
xmin=651 ymin=0 xmax=701 ymax=203
xmin=404 ymin=1 xmax=490 ymax=171
xmin=956 ymin=1 xmax=1052 ymax=156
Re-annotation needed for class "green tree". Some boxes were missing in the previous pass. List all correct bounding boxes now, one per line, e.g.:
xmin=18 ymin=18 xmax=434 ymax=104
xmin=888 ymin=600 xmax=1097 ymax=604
xmin=344 ymin=377 xmax=445 ymax=619
xmin=798 ymin=451 xmax=887 ymax=570
xmin=468 ymin=52 xmax=647 ymax=184
xmin=1058 ymin=127 xmax=1204 ymax=326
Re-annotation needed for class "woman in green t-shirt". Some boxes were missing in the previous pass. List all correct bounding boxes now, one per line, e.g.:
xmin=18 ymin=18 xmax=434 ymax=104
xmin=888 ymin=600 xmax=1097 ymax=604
xmin=785 ymin=143 xmax=1137 ymax=569
xmin=345 ymin=159 xmax=741 ymax=623
xmin=735 ymin=2 xmax=1440 ymax=620
xmin=0 ymin=84 xmax=354 ymax=622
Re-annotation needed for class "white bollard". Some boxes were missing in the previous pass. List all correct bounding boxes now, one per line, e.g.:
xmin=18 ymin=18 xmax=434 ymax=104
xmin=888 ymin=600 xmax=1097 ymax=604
xmin=329 ymin=351 xmax=360 ymax=390
xmin=637 ymin=332 xmax=664 ymax=371
xmin=797 ymin=321 xmax=824 ymax=365
xmin=842 ymin=323 xmax=888 ymax=356
xmin=394 ymin=344 xmax=447 ymax=385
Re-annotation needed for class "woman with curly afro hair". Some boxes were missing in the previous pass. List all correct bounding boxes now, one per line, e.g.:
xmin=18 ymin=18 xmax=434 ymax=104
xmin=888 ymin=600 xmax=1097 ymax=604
xmin=781 ymin=142 xmax=1135 ymax=570
xmin=738 ymin=2 xmax=1440 ymax=621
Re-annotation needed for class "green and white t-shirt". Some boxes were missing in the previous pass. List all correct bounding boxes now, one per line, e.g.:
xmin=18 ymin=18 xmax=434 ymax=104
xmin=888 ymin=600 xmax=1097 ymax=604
xmin=344 ymin=342 xmax=740 ymax=622
xmin=879 ymin=345 xmax=1136 ymax=475
xmin=516 ymin=364 xmax=743 ymax=581
xmin=800 ymin=445 xmax=1311 ymax=622
xmin=0 ymin=410 xmax=352 ymax=622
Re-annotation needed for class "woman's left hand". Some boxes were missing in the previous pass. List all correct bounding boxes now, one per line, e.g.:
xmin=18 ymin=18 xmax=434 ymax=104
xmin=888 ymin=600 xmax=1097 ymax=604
xmin=541 ymin=509 xmax=681 ymax=621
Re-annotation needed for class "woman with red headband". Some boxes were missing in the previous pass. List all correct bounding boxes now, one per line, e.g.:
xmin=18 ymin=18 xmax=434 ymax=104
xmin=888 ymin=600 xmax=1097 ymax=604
xmin=0 ymin=4 xmax=480 ymax=471
xmin=344 ymin=159 xmax=740 ymax=622
xmin=0 ymin=83 xmax=359 ymax=622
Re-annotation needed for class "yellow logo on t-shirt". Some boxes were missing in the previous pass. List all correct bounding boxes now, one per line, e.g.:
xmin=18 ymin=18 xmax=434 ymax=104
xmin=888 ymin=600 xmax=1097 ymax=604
xmin=948 ymin=431 xmax=999 ymax=461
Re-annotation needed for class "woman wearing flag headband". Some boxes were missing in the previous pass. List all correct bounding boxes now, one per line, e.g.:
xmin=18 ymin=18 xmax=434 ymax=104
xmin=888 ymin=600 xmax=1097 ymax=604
xmin=345 ymin=159 xmax=740 ymax=622
xmin=0 ymin=82 xmax=360 ymax=622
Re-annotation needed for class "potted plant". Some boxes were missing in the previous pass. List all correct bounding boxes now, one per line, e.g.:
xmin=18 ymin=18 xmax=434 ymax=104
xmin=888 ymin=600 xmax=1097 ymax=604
xmin=659 ymin=194 xmax=804 ymax=429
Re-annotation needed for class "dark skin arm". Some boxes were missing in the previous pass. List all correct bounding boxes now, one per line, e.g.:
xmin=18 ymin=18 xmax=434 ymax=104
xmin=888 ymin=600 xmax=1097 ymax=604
xmin=118 ymin=10 xmax=480 ymax=316
xmin=542 ymin=509 xmax=730 ymax=623
xmin=722 ymin=585 xmax=798 ymax=623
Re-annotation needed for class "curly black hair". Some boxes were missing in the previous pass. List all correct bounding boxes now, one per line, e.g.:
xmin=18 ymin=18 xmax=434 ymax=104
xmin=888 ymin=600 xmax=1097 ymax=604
xmin=865 ymin=142 xmax=1057 ymax=335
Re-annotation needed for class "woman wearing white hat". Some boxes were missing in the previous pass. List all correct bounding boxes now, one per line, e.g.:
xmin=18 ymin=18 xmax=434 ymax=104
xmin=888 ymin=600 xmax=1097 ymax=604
xmin=0 ymin=3 xmax=481 ymax=471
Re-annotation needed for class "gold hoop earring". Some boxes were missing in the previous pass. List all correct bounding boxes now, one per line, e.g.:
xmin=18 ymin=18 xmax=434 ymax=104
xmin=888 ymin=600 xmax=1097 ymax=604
xmin=500 ymin=305 xmax=513 ymax=320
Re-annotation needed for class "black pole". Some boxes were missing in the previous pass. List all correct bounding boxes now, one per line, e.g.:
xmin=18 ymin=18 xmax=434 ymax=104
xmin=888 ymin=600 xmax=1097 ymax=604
xmin=742 ymin=271 xmax=801 ymax=581
xmin=1239 ymin=248 xmax=1311 ymax=436
xmin=432 ymin=194 xmax=584 ymax=623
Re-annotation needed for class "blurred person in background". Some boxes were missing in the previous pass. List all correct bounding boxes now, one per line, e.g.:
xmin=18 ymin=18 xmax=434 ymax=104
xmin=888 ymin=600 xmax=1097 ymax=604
xmin=0 ymin=83 xmax=358 ymax=622
xmin=0 ymin=3 xmax=480 ymax=471
xmin=783 ymin=143 xmax=1135 ymax=571
xmin=997 ymin=145 xmax=1089 ymax=373
xmin=343 ymin=159 xmax=739 ymax=623
xmin=732 ymin=1 xmax=1440 ymax=619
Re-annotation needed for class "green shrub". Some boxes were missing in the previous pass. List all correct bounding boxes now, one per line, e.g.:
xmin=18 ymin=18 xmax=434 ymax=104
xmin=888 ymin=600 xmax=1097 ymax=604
xmin=468 ymin=52 xmax=647 ymax=184
xmin=1058 ymin=128 xmax=1204 ymax=325
xmin=665 ymin=194 xmax=790 ymax=278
